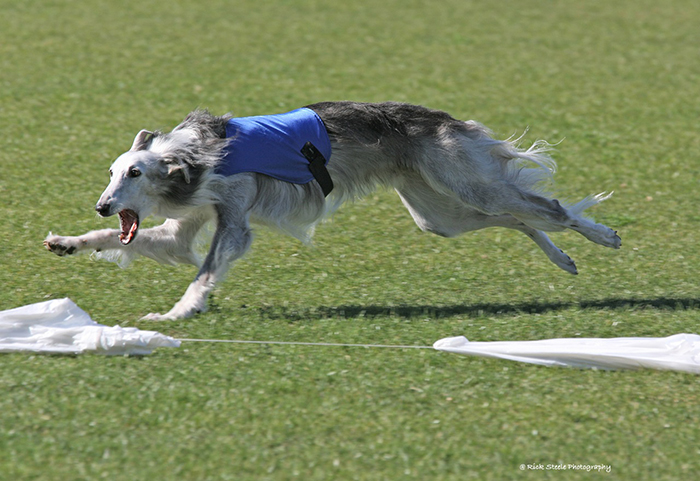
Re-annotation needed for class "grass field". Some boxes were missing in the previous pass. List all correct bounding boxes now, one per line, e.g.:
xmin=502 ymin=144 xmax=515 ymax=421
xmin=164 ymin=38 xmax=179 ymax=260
xmin=2 ymin=0 xmax=700 ymax=479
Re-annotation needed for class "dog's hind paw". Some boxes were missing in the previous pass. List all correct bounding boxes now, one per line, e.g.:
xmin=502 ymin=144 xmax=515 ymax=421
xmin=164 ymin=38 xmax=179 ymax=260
xmin=592 ymin=225 xmax=622 ymax=249
xmin=570 ymin=222 xmax=622 ymax=249
xmin=556 ymin=251 xmax=578 ymax=275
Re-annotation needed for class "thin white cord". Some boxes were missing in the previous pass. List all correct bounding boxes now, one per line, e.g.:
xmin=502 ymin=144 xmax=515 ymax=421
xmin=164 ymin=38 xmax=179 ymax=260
xmin=177 ymin=338 xmax=433 ymax=349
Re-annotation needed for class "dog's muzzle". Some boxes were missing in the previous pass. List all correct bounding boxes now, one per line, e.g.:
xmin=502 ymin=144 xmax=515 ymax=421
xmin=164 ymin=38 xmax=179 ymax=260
xmin=95 ymin=202 xmax=112 ymax=217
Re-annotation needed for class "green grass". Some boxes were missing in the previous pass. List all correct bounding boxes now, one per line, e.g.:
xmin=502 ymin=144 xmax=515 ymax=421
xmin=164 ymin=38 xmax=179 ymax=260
xmin=2 ymin=0 xmax=700 ymax=479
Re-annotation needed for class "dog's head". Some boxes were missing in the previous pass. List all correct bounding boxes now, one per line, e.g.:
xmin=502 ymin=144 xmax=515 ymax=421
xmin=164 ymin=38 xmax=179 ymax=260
xmin=95 ymin=111 xmax=230 ymax=245
xmin=95 ymin=129 xmax=197 ymax=245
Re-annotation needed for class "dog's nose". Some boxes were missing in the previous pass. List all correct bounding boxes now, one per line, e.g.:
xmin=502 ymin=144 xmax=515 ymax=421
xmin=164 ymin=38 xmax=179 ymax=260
xmin=95 ymin=202 xmax=111 ymax=217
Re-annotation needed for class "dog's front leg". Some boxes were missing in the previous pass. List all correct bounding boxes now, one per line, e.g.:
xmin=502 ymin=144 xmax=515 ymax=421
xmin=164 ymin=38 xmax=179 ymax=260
xmin=142 ymin=208 xmax=253 ymax=321
xmin=44 ymin=229 xmax=123 ymax=257
xmin=46 ymin=213 xmax=212 ymax=266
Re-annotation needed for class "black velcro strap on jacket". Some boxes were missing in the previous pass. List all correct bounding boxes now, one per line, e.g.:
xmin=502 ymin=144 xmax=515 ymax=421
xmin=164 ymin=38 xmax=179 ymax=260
xmin=301 ymin=141 xmax=334 ymax=197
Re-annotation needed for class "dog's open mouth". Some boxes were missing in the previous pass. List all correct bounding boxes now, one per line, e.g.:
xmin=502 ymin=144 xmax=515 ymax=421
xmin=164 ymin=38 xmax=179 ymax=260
xmin=118 ymin=209 xmax=139 ymax=245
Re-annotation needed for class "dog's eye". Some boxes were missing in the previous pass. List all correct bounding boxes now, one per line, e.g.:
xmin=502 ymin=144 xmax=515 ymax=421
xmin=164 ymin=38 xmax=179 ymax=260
xmin=128 ymin=168 xmax=142 ymax=178
xmin=109 ymin=169 xmax=113 ymax=178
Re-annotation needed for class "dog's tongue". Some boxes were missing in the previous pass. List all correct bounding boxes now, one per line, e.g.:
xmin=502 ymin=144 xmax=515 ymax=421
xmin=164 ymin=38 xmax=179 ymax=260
xmin=118 ymin=209 xmax=139 ymax=245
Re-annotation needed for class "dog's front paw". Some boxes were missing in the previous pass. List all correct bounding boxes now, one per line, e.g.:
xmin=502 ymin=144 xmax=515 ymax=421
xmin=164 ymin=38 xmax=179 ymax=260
xmin=141 ymin=312 xmax=174 ymax=322
xmin=143 ymin=282 xmax=210 ymax=321
xmin=44 ymin=234 xmax=84 ymax=256
xmin=141 ymin=305 xmax=205 ymax=322
xmin=140 ymin=311 xmax=196 ymax=322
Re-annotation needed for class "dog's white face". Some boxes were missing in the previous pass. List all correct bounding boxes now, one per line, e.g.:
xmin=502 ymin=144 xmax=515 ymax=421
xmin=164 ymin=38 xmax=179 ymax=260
xmin=95 ymin=128 xmax=197 ymax=245
xmin=96 ymin=150 xmax=163 ymax=245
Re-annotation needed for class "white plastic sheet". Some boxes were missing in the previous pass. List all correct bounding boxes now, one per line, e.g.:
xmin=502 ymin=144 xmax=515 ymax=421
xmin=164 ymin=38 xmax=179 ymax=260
xmin=0 ymin=298 xmax=180 ymax=355
xmin=433 ymin=334 xmax=700 ymax=373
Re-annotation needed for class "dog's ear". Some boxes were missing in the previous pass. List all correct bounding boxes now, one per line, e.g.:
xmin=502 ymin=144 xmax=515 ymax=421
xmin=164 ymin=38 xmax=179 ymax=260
xmin=131 ymin=129 xmax=155 ymax=151
xmin=166 ymin=159 xmax=191 ymax=184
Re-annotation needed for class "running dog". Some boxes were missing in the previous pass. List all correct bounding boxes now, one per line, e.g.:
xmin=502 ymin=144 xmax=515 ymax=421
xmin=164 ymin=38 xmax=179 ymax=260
xmin=44 ymin=101 xmax=621 ymax=320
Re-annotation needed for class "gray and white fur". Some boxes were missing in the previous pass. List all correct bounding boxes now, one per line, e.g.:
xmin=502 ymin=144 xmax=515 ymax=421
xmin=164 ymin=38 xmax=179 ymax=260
xmin=44 ymin=101 xmax=621 ymax=320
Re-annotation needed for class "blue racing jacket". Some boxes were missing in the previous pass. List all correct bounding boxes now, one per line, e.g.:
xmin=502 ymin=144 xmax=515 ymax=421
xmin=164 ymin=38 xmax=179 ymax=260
xmin=217 ymin=107 xmax=333 ymax=194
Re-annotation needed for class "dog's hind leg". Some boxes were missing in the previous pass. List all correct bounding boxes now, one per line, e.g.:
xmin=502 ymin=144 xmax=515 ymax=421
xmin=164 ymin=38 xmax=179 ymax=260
xmin=415 ymin=150 xmax=620 ymax=249
xmin=142 ymin=204 xmax=253 ymax=321
xmin=396 ymin=178 xmax=578 ymax=274
xmin=485 ymin=187 xmax=621 ymax=250
xmin=481 ymin=215 xmax=579 ymax=274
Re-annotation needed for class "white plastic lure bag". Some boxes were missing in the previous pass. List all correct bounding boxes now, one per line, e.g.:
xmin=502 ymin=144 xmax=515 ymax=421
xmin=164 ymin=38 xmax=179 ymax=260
xmin=433 ymin=334 xmax=700 ymax=373
xmin=0 ymin=298 xmax=180 ymax=355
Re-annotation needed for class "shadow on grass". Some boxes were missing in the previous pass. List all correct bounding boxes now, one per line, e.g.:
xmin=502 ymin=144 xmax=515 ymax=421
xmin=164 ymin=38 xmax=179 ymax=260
xmin=250 ymin=297 xmax=700 ymax=321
